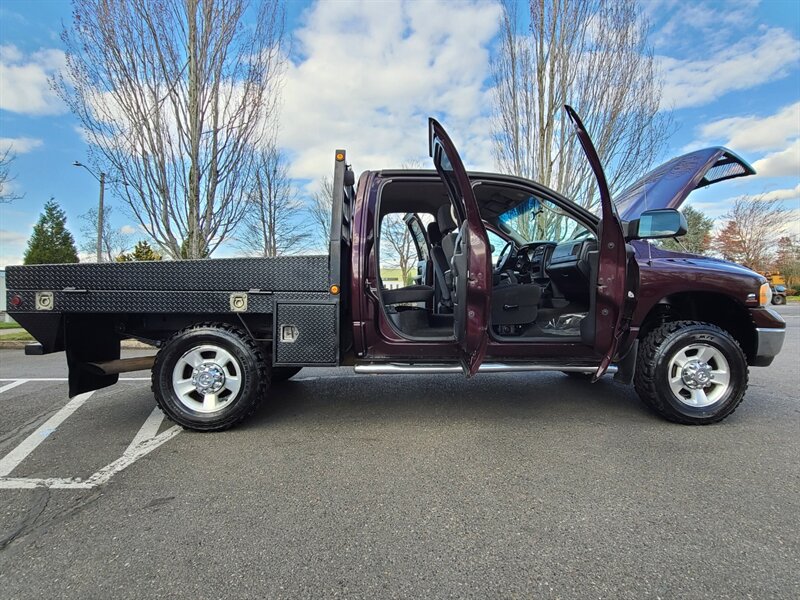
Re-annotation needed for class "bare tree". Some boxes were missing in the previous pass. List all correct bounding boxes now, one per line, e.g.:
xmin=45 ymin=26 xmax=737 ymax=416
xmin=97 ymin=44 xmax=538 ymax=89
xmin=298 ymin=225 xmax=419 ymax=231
xmin=711 ymin=196 xmax=786 ymax=272
xmin=237 ymin=145 xmax=307 ymax=257
xmin=381 ymin=214 xmax=417 ymax=286
xmin=773 ymin=236 xmax=800 ymax=289
xmin=308 ymin=176 xmax=333 ymax=252
xmin=490 ymin=0 xmax=670 ymax=212
xmin=78 ymin=206 xmax=132 ymax=262
xmin=55 ymin=0 xmax=285 ymax=259
xmin=0 ymin=147 xmax=23 ymax=203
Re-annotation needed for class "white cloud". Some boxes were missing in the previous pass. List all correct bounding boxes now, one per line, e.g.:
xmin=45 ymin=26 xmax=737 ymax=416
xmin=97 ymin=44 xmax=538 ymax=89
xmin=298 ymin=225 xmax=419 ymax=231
xmin=0 ymin=44 xmax=66 ymax=115
xmin=0 ymin=254 xmax=24 ymax=269
xmin=752 ymin=140 xmax=800 ymax=178
xmin=650 ymin=0 xmax=760 ymax=52
xmin=0 ymin=136 xmax=43 ymax=154
xmin=658 ymin=28 xmax=800 ymax=110
xmin=120 ymin=225 xmax=137 ymax=235
xmin=0 ymin=229 xmax=27 ymax=246
xmin=276 ymin=0 xmax=501 ymax=184
xmin=692 ymin=102 xmax=800 ymax=153
xmin=759 ymin=184 xmax=800 ymax=202
xmin=0 ymin=229 xmax=27 ymax=268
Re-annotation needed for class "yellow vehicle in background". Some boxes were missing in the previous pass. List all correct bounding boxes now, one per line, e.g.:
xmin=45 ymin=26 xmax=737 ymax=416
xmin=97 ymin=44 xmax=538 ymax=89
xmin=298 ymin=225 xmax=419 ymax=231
xmin=763 ymin=272 xmax=787 ymax=305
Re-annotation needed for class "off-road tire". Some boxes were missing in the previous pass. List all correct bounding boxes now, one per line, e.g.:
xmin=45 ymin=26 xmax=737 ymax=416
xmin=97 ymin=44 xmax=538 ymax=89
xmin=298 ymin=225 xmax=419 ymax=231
xmin=152 ymin=322 xmax=269 ymax=432
xmin=271 ymin=366 xmax=303 ymax=382
xmin=634 ymin=320 xmax=748 ymax=425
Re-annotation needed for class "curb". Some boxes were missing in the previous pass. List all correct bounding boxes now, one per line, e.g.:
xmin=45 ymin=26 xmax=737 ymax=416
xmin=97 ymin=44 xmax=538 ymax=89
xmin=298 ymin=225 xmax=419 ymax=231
xmin=0 ymin=340 xmax=156 ymax=350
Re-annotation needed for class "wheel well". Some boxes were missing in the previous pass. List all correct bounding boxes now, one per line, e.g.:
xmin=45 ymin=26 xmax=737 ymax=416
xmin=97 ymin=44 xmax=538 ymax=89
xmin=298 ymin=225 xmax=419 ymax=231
xmin=639 ymin=293 xmax=756 ymax=362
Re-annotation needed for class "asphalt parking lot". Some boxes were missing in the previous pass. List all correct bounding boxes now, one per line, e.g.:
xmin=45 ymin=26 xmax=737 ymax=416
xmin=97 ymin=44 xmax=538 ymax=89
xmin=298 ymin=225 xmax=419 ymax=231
xmin=0 ymin=305 xmax=798 ymax=599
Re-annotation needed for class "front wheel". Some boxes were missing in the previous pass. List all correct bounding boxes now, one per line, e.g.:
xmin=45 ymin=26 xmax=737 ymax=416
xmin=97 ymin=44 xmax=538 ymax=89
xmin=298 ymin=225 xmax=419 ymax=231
xmin=771 ymin=294 xmax=786 ymax=305
xmin=634 ymin=321 xmax=748 ymax=425
xmin=152 ymin=323 xmax=269 ymax=431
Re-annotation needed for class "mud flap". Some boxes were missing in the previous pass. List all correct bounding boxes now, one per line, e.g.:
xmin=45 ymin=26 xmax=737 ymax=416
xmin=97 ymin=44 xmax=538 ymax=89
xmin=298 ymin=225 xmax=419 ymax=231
xmin=613 ymin=339 xmax=638 ymax=385
xmin=65 ymin=315 xmax=120 ymax=397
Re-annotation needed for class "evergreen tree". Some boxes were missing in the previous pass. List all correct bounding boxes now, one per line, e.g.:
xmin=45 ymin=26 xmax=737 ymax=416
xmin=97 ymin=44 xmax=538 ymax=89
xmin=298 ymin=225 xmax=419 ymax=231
xmin=661 ymin=205 xmax=714 ymax=255
xmin=23 ymin=199 xmax=79 ymax=265
xmin=117 ymin=240 xmax=163 ymax=262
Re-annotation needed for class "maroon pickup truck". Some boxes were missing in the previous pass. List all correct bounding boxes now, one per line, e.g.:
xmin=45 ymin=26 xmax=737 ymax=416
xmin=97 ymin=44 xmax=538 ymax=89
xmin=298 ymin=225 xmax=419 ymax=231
xmin=6 ymin=107 xmax=786 ymax=431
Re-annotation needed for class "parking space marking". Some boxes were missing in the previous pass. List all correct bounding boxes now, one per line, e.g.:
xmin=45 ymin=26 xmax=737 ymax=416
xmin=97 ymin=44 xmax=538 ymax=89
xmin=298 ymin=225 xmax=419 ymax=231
xmin=0 ymin=388 xmax=181 ymax=489
xmin=80 ymin=414 xmax=180 ymax=488
xmin=0 ymin=380 xmax=29 ymax=394
xmin=0 ymin=391 xmax=95 ymax=477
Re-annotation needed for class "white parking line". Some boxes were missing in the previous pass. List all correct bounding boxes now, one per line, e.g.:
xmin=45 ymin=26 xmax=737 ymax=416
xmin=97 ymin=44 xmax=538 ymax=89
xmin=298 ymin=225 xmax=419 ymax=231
xmin=0 ymin=391 xmax=95 ymax=477
xmin=0 ymin=380 xmax=29 ymax=394
xmin=0 ymin=402 xmax=180 ymax=489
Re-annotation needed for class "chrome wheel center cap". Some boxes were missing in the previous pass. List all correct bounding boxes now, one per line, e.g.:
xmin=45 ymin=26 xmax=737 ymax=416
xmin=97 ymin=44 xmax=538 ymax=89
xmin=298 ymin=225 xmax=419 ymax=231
xmin=681 ymin=360 xmax=713 ymax=389
xmin=191 ymin=363 xmax=226 ymax=394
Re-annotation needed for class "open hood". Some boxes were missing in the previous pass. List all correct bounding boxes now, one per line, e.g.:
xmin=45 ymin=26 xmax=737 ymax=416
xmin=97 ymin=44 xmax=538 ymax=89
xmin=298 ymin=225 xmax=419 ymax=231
xmin=614 ymin=148 xmax=755 ymax=222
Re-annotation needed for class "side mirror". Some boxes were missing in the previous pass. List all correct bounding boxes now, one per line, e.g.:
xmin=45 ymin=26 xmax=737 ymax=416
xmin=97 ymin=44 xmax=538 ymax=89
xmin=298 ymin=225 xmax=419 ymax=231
xmin=630 ymin=208 xmax=688 ymax=240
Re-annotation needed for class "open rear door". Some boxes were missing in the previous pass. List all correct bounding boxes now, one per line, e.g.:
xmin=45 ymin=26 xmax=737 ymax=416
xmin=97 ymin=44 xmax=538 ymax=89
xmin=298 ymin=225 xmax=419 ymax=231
xmin=428 ymin=118 xmax=491 ymax=376
xmin=563 ymin=106 xmax=636 ymax=379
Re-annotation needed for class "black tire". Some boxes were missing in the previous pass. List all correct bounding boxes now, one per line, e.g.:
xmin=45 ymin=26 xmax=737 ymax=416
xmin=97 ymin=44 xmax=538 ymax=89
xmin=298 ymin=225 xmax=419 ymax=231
xmin=271 ymin=366 xmax=303 ymax=383
xmin=771 ymin=295 xmax=786 ymax=305
xmin=634 ymin=320 xmax=748 ymax=425
xmin=152 ymin=322 xmax=269 ymax=431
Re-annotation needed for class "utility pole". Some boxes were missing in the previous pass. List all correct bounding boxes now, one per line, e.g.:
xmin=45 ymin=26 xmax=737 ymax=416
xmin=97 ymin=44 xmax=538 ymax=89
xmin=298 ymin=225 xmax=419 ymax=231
xmin=97 ymin=171 xmax=105 ymax=262
xmin=73 ymin=161 xmax=107 ymax=262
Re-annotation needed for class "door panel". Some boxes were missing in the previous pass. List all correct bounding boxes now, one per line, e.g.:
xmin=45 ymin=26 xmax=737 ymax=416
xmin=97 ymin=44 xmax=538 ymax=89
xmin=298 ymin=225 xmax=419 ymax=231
xmin=563 ymin=105 xmax=636 ymax=379
xmin=428 ymin=118 xmax=491 ymax=376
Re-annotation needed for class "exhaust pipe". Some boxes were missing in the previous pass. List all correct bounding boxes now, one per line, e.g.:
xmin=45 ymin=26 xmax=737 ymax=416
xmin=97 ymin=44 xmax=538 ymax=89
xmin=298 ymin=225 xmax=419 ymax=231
xmin=85 ymin=355 xmax=156 ymax=375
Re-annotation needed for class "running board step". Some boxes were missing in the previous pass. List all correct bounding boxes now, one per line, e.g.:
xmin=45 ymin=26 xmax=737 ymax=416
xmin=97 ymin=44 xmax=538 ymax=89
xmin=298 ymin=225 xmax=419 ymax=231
xmin=354 ymin=363 xmax=617 ymax=375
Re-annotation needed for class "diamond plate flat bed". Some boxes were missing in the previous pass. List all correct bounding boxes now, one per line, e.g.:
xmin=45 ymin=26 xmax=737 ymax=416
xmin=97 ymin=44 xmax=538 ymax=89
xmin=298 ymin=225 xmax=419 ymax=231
xmin=5 ymin=256 xmax=332 ymax=315
xmin=6 ymin=256 xmax=341 ymax=375
xmin=6 ymin=255 xmax=329 ymax=294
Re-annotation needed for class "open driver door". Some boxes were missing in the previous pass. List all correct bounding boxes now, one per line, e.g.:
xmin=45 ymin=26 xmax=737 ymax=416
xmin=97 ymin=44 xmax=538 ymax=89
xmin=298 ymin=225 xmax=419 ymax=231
xmin=428 ymin=118 xmax=491 ymax=377
xmin=563 ymin=105 xmax=638 ymax=380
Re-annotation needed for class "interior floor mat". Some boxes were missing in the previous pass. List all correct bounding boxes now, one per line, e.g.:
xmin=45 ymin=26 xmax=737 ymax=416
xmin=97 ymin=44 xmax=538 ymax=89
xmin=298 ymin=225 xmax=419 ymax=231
xmin=542 ymin=312 xmax=587 ymax=336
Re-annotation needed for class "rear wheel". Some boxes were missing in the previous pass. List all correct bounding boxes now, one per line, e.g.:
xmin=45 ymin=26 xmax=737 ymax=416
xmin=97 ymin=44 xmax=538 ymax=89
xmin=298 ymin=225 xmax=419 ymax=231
xmin=152 ymin=323 xmax=269 ymax=431
xmin=771 ymin=294 xmax=786 ymax=305
xmin=634 ymin=320 xmax=748 ymax=425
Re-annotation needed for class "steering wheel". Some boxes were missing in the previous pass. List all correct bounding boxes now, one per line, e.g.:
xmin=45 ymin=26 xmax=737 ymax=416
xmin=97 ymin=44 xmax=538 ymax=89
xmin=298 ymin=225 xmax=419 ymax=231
xmin=495 ymin=240 xmax=515 ymax=273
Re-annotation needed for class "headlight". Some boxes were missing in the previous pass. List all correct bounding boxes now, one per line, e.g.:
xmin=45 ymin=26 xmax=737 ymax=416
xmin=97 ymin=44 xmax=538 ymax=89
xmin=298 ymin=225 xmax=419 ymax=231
xmin=759 ymin=283 xmax=773 ymax=306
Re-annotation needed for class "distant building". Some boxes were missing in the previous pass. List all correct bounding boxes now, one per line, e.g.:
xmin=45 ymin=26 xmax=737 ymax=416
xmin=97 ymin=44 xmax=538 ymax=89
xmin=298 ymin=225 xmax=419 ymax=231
xmin=0 ymin=269 xmax=10 ymax=323
xmin=380 ymin=268 xmax=405 ymax=290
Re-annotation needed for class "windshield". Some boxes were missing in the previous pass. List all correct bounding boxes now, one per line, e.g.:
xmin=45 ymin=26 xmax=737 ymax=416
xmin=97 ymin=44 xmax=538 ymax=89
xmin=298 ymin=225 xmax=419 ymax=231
xmin=498 ymin=196 xmax=591 ymax=244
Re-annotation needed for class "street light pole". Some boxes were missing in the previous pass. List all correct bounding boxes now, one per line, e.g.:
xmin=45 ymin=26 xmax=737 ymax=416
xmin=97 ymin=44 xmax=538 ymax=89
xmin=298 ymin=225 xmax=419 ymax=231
xmin=73 ymin=161 xmax=107 ymax=263
xmin=97 ymin=171 xmax=105 ymax=262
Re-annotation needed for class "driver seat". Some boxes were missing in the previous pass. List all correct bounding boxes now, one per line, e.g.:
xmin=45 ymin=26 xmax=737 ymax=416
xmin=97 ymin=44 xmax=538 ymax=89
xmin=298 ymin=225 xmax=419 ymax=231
xmin=491 ymin=279 xmax=541 ymax=328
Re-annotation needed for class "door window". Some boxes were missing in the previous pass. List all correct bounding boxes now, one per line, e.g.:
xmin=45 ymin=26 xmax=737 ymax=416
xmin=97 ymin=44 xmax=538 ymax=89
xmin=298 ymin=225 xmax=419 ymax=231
xmin=486 ymin=230 xmax=506 ymax=265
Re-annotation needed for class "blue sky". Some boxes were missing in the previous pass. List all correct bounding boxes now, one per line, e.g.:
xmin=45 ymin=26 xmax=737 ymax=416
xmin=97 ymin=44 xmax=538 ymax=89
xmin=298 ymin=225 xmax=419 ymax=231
xmin=1 ymin=0 xmax=798 ymax=266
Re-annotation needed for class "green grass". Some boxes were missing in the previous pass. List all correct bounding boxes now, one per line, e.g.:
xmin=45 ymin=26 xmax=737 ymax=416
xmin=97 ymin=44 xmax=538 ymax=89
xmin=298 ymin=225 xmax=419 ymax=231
xmin=0 ymin=332 xmax=32 ymax=341
xmin=0 ymin=321 xmax=20 ymax=329
xmin=787 ymin=296 xmax=800 ymax=303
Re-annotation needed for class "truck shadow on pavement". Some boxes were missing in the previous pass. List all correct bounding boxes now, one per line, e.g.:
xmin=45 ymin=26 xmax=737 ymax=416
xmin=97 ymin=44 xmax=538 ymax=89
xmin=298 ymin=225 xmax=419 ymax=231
xmin=242 ymin=372 xmax=653 ymax=430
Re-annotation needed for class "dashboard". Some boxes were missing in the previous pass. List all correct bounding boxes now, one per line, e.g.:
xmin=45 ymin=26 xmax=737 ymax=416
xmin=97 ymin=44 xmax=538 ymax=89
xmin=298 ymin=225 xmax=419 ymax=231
xmin=508 ymin=238 xmax=597 ymax=302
